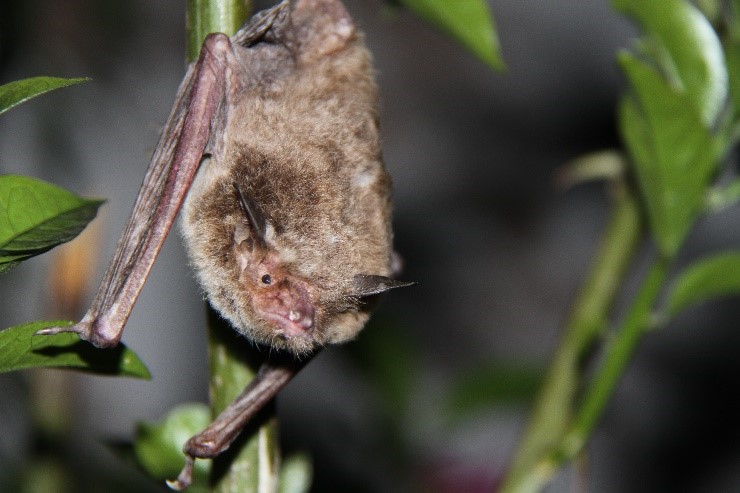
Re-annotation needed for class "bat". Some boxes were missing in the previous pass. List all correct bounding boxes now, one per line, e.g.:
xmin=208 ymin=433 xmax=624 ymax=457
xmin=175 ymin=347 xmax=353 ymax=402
xmin=38 ymin=0 xmax=412 ymax=489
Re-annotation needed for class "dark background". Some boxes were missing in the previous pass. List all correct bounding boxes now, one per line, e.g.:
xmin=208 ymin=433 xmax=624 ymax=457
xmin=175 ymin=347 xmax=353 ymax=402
xmin=2 ymin=1 xmax=740 ymax=491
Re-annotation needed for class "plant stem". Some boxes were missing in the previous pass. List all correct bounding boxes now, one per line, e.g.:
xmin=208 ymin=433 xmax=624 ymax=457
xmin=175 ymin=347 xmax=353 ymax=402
xmin=186 ymin=0 xmax=249 ymax=60
xmin=557 ymin=255 xmax=670 ymax=460
xmin=207 ymin=308 xmax=279 ymax=493
xmin=185 ymin=2 xmax=279 ymax=492
xmin=500 ymin=184 xmax=642 ymax=493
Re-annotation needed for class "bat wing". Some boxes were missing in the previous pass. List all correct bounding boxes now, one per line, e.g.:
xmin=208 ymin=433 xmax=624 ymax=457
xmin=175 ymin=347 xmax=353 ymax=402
xmin=37 ymin=4 xmax=289 ymax=346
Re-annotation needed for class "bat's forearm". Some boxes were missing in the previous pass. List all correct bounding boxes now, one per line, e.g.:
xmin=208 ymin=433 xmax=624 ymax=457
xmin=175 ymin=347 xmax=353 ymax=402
xmin=38 ymin=34 xmax=235 ymax=347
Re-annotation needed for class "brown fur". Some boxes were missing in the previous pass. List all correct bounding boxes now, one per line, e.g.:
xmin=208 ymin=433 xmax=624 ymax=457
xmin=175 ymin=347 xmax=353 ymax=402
xmin=180 ymin=0 xmax=394 ymax=355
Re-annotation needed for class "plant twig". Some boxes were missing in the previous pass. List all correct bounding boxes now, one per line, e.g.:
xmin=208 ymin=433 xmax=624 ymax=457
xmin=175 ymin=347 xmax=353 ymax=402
xmin=185 ymin=2 xmax=280 ymax=492
xmin=500 ymin=184 xmax=642 ymax=493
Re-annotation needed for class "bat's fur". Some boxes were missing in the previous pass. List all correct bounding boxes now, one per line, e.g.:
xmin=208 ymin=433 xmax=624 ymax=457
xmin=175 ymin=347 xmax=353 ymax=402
xmin=181 ymin=0 xmax=394 ymax=355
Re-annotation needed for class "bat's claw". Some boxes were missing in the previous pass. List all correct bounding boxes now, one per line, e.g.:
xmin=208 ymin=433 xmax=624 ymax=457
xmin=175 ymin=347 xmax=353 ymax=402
xmin=35 ymin=324 xmax=86 ymax=337
xmin=166 ymin=456 xmax=195 ymax=491
xmin=35 ymin=319 xmax=121 ymax=348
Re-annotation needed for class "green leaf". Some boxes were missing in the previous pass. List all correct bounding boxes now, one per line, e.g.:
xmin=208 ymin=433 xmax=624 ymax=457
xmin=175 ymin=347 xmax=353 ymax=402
xmin=399 ymin=0 xmax=505 ymax=70
xmin=278 ymin=453 xmax=313 ymax=493
xmin=446 ymin=364 xmax=543 ymax=423
xmin=0 ymin=252 xmax=34 ymax=274
xmin=0 ymin=320 xmax=150 ymax=378
xmin=0 ymin=76 xmax=88 ymax=116
xmin=613 ymin=0 xmax=727 ymax=126
xmin=724 ymin=4 xmax=740 ymax=129
xmin=705 ymin=179 xmax=740 ymax=212
xmin=618 ymin=52 xmax=719 ymax=257
xmin=666 ymin=252 xmax=740 ymax=316
xmin=556 ymin=149 xmax=627 ymax=189
xmin=0 ymin=175 xmax=104 ymax=271
xmin=614 ymin=0 xmax=729 ymax=257
xmin=134 ymin=404 xmax=211 ymax=487
xmin=350 ymin=321 xmax=418 ymax=414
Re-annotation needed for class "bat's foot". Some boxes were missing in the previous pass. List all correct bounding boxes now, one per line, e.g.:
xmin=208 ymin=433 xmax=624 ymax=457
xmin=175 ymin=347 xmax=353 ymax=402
xmin=35 ymin=320 xmax=121 ymax=348
xmin=166 ymin=456 xmax=195 ymax=491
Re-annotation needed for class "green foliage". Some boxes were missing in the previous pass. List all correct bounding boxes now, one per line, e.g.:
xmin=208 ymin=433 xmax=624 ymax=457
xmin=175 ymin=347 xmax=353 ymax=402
xmin=706 ymin=178 xmax=740 ymax=212
xmin=277 ymin=454 xmax=313 ymax=493
xmin=722 ymin=1 xmax=740 ymax=125
xmin=615 ymin=0 xmax=727 ymax=258
xmin=556 ymin=149 xmax=626 ymax=188
xmin=0 ymin=321 xmax=150 ymax=378
xmin=397 ymin=0 xmax=504 ymax=70
xmin=502 ymin=1 xmax=740 ymax=491
xmin=613 ymin=0 xmax=727 ymax=125
xmin=445 ymin=364 xmax=542 ymax=422
xmin=350 ymin=319 xmax=419 ymax=417
xmin=0 ymin=76 xmax=88 ymax=116
xmin=0 ymin=175 xmax=104 ymax=273
xmin=666 ymin=252 xmax=740 ymax=316
xmin=134 ymin=404 xmax=212 ymax=491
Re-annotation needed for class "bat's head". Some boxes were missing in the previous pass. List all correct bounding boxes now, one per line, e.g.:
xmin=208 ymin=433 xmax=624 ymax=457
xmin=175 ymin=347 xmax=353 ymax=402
xmin=182 ymin=174 xmax=410 ymax=356
xmin=231 ymin=213 xmax=317 ymax=351
xmin=228 ymin=183 xmax=411 ymax=355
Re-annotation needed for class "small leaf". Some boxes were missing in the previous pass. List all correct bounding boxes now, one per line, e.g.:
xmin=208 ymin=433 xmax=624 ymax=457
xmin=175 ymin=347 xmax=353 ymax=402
xmin=705 ymin=179 xmax=740 ymax=212
xmin=618 ymin=53 xmax=719 ymax=257
xmin=555 ymin=149 xmax=626 ymax=189
xmin=0 ymin=252 xmax=33 ymax=274
xmin=613 ymin=0 xmax=727 ymax=125
xmin=350 ymin=320 xmax=418 ymax=414
xmin=134 ymin=404 xmax=211 ymax=485
xmin=278 ymin=453 xmax=313 ymax=493
xmin=398 ymin=0 xmax=505 ymax=70
xmin=0 ymin=320 xmax=150 ymax=378
xmin=724 ymin=3 xmax=740 ymax=127
xmin=0 ymin=175 xmax=104 ymax=271
xmin=446 ymin=364 xmax=543 ymax=423
xmin=0 ymin=76 xmax=88 ymax=116
xmin=666 ymin=252 xmax=740 ymax=316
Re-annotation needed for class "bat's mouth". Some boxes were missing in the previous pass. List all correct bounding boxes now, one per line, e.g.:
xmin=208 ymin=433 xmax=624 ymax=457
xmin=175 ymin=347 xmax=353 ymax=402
xmin=265 ymin=308 xmax=314 ymax=337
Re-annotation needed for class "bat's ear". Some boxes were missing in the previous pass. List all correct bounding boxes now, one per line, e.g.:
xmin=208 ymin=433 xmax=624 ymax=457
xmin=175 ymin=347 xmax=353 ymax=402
xmin=352 ymin=274 xmax=415 ymax=298
xmin=233 ymin=182 xmax=268 ymax=249
xmin=233 ymin=1 xmax=290 ymax=47
xmin=291 ymin=0 xmax=356 ymax=59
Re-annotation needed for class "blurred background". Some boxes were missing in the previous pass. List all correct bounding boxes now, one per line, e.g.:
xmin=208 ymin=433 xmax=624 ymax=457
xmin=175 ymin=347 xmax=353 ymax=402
xmin=2 ymin=1 xmax=740 ymax=492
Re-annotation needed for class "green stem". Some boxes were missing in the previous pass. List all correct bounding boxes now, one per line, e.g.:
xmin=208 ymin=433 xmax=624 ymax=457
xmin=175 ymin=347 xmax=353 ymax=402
xmin=185 ymin=2 xmax=279 ymax=492
xmin=500 ymin=185 xmax=642 ymax=493
xmin=557 ymin=255 xmax=670 ymax=460
xmin=186 ymin=0 xmax=249 ymax=60
xmin=207 ymin=308 xmax=279 ymax=493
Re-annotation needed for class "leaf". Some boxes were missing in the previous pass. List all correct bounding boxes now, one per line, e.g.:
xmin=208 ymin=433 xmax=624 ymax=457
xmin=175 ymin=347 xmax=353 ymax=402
xmin=618 ymin=52 xmax=719 ymax=257
xmin=555 ymin=149 xmax=626 ymax=189
xmin=724 ymin=2 xmax=740 ymax=127
xmin=0 ymin=320 xmax=150 ymax=378
xmin=0 ymin=253 xmax=34 ymax=274
xmin=446 ymin=364 xmax=543 ymax=423
xmin=613 ymin=0 xmax=727 ymax=126
xmin=134 ymin=404 xmax=211 ymax=487
xmin=666 ymin=252 xmax=740 ymax=316
xmin=0 ymin=175 xmax=104 ymax=271
xmin=278 ymin=453 xmax=313 ymax=493
xmin=398 ymin=0 xmax=505 ymax=70
xmin=705 ymin=179 xmax=740 ymax=212
xmin=0 ymin=76 xmax=88 ymax=116
xmin=350 ymin=320 xmax=418 ymax=414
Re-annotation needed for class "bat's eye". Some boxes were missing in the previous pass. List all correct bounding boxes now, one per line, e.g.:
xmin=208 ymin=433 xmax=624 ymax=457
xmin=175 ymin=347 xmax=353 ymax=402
xmin=261 ymin=274 xmax=272 ymax=285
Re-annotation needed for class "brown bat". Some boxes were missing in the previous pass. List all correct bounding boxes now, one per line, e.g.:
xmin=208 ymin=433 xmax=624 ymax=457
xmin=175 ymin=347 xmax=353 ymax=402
xmin=38 ymin=0 xmax=411 ymax=489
